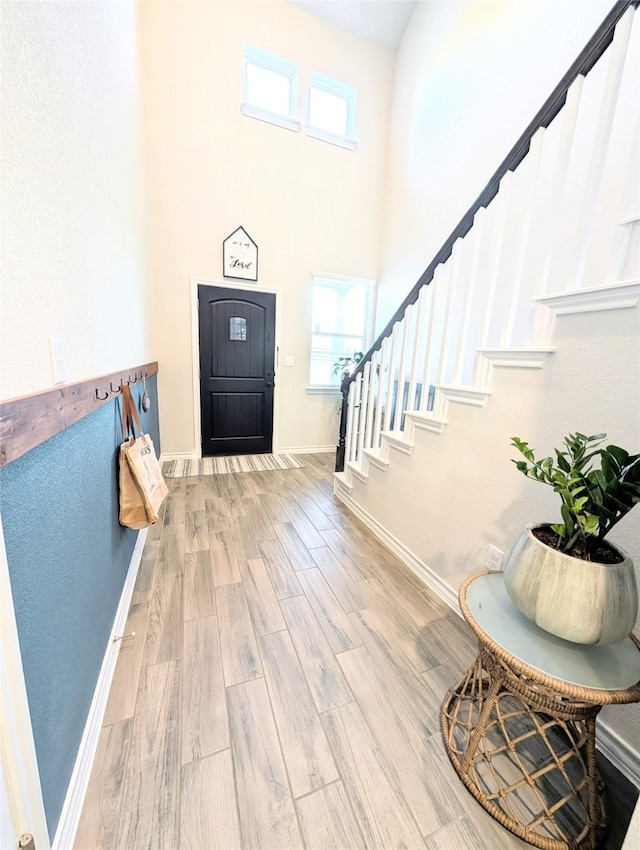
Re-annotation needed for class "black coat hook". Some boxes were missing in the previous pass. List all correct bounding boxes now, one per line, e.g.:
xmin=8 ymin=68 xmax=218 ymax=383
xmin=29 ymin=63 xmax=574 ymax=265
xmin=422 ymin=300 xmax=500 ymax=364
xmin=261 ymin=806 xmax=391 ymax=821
xmin=110 ymin=381 xmax=121 ymax=393
xmin=95 ymin=388 xmax=109 ymax=400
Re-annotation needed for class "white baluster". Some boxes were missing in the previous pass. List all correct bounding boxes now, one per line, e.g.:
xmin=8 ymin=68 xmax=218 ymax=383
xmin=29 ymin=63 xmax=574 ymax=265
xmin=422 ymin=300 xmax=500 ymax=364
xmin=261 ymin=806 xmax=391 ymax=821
xmin=344 ymin=380 xmax=356 ymax=466
xmin=419 ymin=281 xmax=438 ymax=411
xmin=537 ymin=76 xmax=584 ymax=299
xmin=610 ymin=118 xmax=639 ymax=282
xmin=437 ymin=247 xmax=459 ymax=385
xmin=383 ymin=324 xmax=400 ymax=431
xmin=364 ymin=350 xmax=378 ymax=449
xmin=454 ymin=208 xmax=486 ymax=385
xmin=571 ymin=8 xmax=634 ymax=289
xmin=479 ymin=171 xmax=514 ymax=348
xmin=395 ymin=304 xmax=414 ymax=431
xmin=408 ymin=288 xmax=427 ymax=412
xmin=357 ymin=361 xmax=371 ymax=461
xmin=351 ymin=373 xmax=364 ymax=463
xmin=500 ymin=127 xmax=545 ymax=347
xmin=373 ymin=336 xmax=388 ymax=447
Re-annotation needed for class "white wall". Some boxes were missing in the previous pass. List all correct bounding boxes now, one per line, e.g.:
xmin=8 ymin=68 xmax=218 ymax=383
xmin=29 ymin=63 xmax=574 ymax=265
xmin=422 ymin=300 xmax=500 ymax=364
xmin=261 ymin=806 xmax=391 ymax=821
xmin=139 ymin=0 xmax=394 ymax=455
xmin=348 ymin=303 xmax=640 ymax=748
xmin=375 ymin=0 xmax=614 ymax=330
xmin=0 ymin=1 xmax=151 ymax=400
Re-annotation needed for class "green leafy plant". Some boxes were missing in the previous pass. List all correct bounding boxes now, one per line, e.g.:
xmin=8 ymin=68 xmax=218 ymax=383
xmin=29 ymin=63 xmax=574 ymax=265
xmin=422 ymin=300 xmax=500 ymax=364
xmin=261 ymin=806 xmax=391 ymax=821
xmin=511 ymin=432 xmax=640 ymax=559
xmin=331 ymin=351 xmax=364 ymax=378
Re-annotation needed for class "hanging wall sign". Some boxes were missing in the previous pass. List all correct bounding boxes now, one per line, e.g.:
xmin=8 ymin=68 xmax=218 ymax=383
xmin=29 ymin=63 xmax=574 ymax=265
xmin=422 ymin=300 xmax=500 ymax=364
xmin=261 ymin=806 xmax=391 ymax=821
xmin=223 ymin=226 xmax=258 ymax=281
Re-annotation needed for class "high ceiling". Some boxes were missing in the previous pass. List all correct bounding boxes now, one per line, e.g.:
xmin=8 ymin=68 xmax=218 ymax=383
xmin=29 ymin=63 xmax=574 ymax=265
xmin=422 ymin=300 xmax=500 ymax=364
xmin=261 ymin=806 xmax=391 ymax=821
xmin=288 ymin=1 xmax=417 ymax=51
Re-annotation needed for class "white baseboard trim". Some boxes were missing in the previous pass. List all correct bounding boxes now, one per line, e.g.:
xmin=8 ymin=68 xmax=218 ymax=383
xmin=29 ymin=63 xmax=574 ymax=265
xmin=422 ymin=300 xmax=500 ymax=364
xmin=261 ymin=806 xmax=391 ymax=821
xmin=278 ymin=445 xmax=335 ymax=454
xmin=160 ymin=451 xmax=198 ymax=463
xmin=334 ymin=488 xmax=459 ymax=614
xmin=334 ymin=489 xmax=640 ymax=790
xmin=596 ymin=718 xmax=640 ymax=789
xmin=52 ymin=529 xmax=148 ymax=850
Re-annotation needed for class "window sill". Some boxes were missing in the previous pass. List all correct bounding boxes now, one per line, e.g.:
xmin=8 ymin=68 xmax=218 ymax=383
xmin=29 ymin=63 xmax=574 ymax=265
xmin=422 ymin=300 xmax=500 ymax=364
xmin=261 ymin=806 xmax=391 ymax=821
xmin=306 ymin=386 xmax=341 ymax=395
xmin=241 ymin=103 xmax=300 ymax=132
xmin=305 ymin=127 xmax=357 ymax=151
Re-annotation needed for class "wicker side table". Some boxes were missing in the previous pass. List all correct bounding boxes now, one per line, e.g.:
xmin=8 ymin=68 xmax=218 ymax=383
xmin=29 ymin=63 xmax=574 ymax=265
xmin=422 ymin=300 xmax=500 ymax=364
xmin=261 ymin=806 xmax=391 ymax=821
xmin=441 ymin=571 xmax=640 ymax=850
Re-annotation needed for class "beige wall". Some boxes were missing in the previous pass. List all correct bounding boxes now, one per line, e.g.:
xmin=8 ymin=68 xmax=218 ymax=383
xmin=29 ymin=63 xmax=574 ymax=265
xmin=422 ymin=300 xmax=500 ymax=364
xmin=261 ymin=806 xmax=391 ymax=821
xmin=375 ymin=0 xmax=613 ymax=329
xmin=139 ymin=0 xmax=394 ymax=455
xmin=0 ymin=1 xmax=151 ymax=400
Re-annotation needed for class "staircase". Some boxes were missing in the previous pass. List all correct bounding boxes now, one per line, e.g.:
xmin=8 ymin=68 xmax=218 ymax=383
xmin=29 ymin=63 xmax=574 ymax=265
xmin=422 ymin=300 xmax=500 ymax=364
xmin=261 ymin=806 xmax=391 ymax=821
xmin=333 ymin=2 xmax=639 ymax=610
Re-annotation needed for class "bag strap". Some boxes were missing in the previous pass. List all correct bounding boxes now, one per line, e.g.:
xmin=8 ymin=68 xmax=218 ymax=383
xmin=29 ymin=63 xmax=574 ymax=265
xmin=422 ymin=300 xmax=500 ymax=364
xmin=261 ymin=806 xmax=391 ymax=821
xmin=121 ymin=384 xmax=145 ymax=441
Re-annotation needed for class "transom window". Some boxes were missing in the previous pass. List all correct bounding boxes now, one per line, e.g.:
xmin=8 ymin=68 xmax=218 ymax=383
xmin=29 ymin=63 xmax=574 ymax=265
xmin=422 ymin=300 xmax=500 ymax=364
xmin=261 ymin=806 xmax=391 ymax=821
xmin=309 ymin=274 xmax=374 ymax=389
xmin=241 ymin=48 xmax=356 ymax=148
xmin=307 ymin=72 xmax=356 ymax=149
xmin=242 ymin=47 xmax=300 ymax=131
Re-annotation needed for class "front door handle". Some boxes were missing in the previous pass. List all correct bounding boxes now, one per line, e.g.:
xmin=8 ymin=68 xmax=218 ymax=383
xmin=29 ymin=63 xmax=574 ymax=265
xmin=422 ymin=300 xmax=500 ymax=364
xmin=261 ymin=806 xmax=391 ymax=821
xmin=266 ymin=382 xmax=273 ymax=388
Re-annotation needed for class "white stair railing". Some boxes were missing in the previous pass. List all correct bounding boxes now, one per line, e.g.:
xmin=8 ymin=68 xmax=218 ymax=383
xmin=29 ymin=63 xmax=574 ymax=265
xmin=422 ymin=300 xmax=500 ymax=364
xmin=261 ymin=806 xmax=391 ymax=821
xmin=338 ymin=3 xmax=638 ymax=476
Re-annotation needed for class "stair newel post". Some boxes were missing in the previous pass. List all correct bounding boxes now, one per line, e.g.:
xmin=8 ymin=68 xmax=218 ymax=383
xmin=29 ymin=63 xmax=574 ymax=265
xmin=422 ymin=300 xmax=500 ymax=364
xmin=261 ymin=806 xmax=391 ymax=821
xmin=335 ymin=371 xmax=351 ymax=472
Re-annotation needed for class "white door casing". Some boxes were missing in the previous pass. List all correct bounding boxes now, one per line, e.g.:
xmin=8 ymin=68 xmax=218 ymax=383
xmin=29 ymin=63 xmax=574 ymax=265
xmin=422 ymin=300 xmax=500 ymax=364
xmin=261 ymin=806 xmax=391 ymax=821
xmin=190 ymin=276 xmax=283 ymax=459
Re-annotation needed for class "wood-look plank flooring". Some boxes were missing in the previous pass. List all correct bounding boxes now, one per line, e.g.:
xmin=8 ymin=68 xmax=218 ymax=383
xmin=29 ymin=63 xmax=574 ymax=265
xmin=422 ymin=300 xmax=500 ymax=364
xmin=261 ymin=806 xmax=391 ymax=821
xmin=75 ymin=452 xmax=636 ymax=850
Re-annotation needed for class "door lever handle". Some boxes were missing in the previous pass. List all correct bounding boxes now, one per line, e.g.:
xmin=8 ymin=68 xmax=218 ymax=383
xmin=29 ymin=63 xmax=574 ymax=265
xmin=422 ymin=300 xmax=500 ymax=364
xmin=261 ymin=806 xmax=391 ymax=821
xmin=266 ymin=382 xmax=274 ymax=388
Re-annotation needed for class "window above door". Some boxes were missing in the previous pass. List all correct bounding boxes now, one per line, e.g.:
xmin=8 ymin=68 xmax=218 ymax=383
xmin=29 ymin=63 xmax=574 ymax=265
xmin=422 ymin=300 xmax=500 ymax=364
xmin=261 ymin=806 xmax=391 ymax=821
xmin=242 ymin=47 xmax=300 ymax=131
xmin=242 ymin=47 xmax=357 ymax=149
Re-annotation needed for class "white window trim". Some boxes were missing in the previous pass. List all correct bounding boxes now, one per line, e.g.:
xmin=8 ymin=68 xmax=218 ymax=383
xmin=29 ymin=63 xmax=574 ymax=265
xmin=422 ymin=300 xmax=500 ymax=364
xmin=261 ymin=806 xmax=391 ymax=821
xmin=306 ymin=71 xmax=357 ymax=150
xmin=242 ymin=46 xmax=301 ymax=132
xmin=305 ymin=386 xmax=341 ymax=395
xmin=308 ymin=271 xmax=375 ymax=391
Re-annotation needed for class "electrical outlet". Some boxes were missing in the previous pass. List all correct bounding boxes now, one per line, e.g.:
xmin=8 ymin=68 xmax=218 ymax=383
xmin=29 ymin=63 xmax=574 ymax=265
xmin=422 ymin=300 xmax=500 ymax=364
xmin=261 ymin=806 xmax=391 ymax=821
xmin=485 ymin=544 xmax=504 ymax=571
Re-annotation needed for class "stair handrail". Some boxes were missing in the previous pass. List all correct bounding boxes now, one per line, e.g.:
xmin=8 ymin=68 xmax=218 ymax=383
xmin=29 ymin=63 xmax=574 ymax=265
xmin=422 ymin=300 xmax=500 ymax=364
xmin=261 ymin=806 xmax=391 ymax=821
xmin=335 ymin=0 xmax=637 ymax=472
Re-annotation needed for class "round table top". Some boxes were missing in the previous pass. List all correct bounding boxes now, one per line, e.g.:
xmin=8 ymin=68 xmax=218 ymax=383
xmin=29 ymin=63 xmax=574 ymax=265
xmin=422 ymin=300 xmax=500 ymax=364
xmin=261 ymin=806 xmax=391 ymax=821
xmin=462 ymin=572 xmax=640 ymax=697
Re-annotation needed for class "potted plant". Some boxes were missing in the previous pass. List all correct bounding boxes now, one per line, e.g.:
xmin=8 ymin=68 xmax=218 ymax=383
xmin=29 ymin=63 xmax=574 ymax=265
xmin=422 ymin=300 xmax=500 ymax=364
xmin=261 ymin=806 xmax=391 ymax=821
xmin=331 ymin=351 xmax=364 ymax=381
xmin=503 ymin=432 xmax=640 ymax=645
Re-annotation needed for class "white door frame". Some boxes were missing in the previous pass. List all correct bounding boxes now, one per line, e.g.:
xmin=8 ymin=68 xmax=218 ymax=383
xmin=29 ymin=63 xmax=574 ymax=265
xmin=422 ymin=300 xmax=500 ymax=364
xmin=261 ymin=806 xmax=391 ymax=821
xmin=190 ymin=276 xmax=282 ymax=459
xmin=0 ymin=513 xmax=50 ymax=849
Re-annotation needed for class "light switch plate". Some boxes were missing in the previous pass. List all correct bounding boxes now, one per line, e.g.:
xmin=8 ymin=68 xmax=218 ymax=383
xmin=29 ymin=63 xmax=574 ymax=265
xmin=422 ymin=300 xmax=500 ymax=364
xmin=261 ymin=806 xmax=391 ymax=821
xmin=284 ymin=356 xmax=295 ymax=367
xmin=49 ymin=336 xmax=66 ymax=385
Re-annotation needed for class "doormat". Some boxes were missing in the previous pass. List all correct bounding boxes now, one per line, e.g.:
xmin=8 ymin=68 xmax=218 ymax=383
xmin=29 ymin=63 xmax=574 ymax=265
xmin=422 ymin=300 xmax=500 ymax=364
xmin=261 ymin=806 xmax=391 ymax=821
xmin=163 ymin=453 xmax=304 ymax=478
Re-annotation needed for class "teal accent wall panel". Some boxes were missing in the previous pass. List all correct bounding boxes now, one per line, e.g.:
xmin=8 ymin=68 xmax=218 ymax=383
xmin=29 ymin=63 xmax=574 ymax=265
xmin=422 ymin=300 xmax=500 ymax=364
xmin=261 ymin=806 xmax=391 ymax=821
xmin=0 ymin=377 xmax=160 ymax=839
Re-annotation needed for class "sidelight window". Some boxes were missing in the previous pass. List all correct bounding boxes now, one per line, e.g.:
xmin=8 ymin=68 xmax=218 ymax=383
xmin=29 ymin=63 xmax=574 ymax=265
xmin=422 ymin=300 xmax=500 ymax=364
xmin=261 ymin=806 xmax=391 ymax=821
xmin=308 ymin=273 xmax=374 ymax=390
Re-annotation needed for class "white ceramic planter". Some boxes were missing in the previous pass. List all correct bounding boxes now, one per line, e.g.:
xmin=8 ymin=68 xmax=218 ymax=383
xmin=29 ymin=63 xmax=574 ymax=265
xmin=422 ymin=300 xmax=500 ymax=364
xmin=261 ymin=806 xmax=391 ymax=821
xmin=503 ymin=524 xmax=638 ymax=645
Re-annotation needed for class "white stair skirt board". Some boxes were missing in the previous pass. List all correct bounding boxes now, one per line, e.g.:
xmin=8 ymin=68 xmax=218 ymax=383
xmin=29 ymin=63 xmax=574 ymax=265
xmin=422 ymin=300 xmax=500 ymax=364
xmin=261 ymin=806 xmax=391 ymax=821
xmin=333 ymin=484 xmax=640 ymax=789
xmin=362 ymin=447 xmax=390 ymax=471
xmin=53 ymin=528 xmax=148 ymax=850
xmin=346 ymin=461 xmax=369 ymax=483
xmin=163 ymin=453 xmax=304 ymax=478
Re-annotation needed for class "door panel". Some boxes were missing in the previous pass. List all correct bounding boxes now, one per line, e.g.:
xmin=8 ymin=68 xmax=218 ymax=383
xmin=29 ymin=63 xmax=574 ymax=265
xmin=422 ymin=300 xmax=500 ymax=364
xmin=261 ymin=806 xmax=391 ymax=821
xmin=199 ymin=285 xmax=275 ymax=456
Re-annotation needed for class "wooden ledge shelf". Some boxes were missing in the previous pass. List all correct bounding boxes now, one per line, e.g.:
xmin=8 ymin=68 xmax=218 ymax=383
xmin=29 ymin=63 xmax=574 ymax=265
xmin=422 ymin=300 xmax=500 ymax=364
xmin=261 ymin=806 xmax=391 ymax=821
xmin=0 ymin=361 xmax=158 ymax=467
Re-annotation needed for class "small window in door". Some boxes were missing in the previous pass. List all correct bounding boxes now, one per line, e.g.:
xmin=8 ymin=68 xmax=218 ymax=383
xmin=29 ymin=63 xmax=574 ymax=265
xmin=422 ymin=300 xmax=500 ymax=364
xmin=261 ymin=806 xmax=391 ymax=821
xmin=229 ymin=316 xmax=247 ymax=341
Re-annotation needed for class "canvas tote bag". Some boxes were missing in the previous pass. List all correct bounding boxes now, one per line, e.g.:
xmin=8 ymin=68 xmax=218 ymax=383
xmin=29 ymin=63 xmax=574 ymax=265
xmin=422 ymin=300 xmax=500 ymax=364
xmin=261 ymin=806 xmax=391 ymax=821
xmin=119 ymin=384 xmax=168 ymax=528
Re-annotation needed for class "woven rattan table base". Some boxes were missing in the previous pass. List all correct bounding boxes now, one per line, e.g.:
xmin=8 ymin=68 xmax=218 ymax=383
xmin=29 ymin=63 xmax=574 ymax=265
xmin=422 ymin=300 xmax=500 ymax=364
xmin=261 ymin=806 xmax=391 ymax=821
xmin=441 ymin=648 xmax=606 ymax=850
